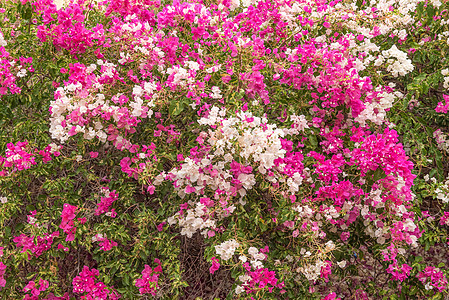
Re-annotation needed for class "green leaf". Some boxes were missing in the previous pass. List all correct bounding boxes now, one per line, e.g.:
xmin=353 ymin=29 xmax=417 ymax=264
xmin=417 ymin=2 xmax=424 ymax=18
xmin=169 ymin=100 xmax=185 ymax=116
xmin=427 ymin=5 xmax=435 ymax=18
xmin=431 ymin=293 xmax=443 ymax=300
xmin=373 ymin=168 xmax=385 ymax=182
xmin=123 ymin=274 xmax=130 ymax=285
xmin=308 ymin=135 xmax=317 ymax=147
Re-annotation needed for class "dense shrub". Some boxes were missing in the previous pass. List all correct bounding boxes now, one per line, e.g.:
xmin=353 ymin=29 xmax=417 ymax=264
xmin=0 ymin=0 xmax=448 ymax=299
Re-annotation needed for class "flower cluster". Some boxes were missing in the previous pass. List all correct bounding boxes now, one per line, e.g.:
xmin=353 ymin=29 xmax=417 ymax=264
xmin=13 ymin=231 xmax=59 ymax=259
xmin=92 ymin=233 xmax=117 ymax=251
xmin=378 ymin=45 xmax=414 ymax=77
xmin=72 ymin=266 xmax=121 ymax=299
xmin=0 ymin=141 xmax=37 ymax=175
xmin=209 ymin=257 xmax=220 ymax=274
xmin=0 ymin=141 xmax=62 ymax=176
xmin=236 ymin=263 xmax=284 ymax=295
xmin=215 ymin=239 xmax=240 ymax=261
xmin=0 ymin=262 xmax=5 ymax=289
xmin=425 ymin=174 xmax=449 ymax=204
xmin=167 ymin=199 xmax=218 ymax=238
xmin=0 ymin=46 xmax=26 ymax=97
xmin=434 ymin=129 xmax=449 ymax=153
xmin=95 ymin=187 xmax=118 ymax=217
xmin=23 ymin=279 xmax=49 ymax=299
xmin=60 ymin=203 xmax=77 ymax=241
xmin=135 ymin=259 xmax=162 ymax=295
xmin=435 ymin=94 xmax=449 ymax=114
xmin=417 ymin=266 xmax=448 ymax=292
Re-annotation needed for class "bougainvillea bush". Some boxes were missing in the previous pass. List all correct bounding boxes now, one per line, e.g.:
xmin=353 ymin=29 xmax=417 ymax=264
xmin=0 ymin=0 xmax=449 ymax=298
